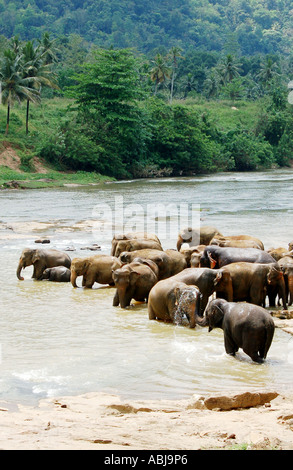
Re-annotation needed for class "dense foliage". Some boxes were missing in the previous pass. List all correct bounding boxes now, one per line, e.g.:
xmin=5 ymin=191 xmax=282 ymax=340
xmin=0 ymin=0 xmax=293 ymax=57
xmin=0 ymin=0 xmax=293 ymax=180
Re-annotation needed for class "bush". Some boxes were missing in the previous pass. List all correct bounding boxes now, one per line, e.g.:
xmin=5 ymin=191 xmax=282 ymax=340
xmin=223 ymin=129 xmax=275 ymax=171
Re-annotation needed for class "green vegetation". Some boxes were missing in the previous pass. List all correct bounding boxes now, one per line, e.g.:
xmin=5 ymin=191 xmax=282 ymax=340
xmin=0 ymin=0 xmax=292 ymax=57
xmin=0 ymin=2 xmax=293 ymax=184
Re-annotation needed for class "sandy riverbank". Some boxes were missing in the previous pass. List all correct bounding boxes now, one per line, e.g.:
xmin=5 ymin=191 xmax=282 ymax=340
xmin=1 ymin=388 xmax=293 ymax=450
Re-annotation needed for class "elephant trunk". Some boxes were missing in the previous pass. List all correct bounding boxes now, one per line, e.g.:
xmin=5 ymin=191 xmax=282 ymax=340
xmin=70 ymin=269 xmax=78 ymax=288
xmin=176 ymin=236 xmax=183 ymax=251
xmin=17 ymin=259 xmax=25 ymax=280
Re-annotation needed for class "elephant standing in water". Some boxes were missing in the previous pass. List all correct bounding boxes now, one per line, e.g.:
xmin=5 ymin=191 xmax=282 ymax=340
xmin=112 ymin=259 xmax=158 ymax=308
xmin=196 ymin=299 xmax=275 ymax=363
xmin=148 ymin=279 xmax=201 ymax=328
xmin=17 ymin=248 xmax=71 ymax=280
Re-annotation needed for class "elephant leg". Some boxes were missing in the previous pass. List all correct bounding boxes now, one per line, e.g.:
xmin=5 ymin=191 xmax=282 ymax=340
xmin=224 ymin=333 xmax=238 ymax=356
xmin=34 ymin=262 xmax=45 ymax=280
xmin=148 ymin=304 xmax=156 ymax=320
xmin=113 ymin=290 xmax=119 ymax=307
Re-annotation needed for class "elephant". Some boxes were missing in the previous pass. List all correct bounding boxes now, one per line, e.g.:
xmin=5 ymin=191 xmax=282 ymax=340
xmin=267 ymin=247 xmax=293 ymax=261
xmin=164 ymin=249 xmax=187 ymax=274
xmin=217 ymin=262 xmax=287 ymax=309
xmin=111 ymin=232 xmax=160 ymax=256
xmin=148 ymin=279 xmax=201 ymax=328
xmin=112 ymin=260 xmax=158 ymax=308
xmin=200 ymin=245 xmax=275 ymax=269
xmin=278 ymin=256 xmax=293 ymax=306
xmin=17 ymin=248 xmax=71 ymax=281
xmin=171 ymin=267 xmax=232 ymax=315
xmin=41 ymin=266 xmax=71 ymax=282
xmin=119 ymin=249 xmax=185 ymax=280
xmin=196 ymin=298 xmax=275 ymax=363
xmin=113 ymin=238 xmax=163 ymax=257
xmin=70 ymin=254 xmax=121 ymax=288
xmin=176 ymin=226 xmax=222 ymax=251
xmin=210 ymin=235 xmax=264 ymax=250
xmin=179 ymin=245 xmax=206 ymax=267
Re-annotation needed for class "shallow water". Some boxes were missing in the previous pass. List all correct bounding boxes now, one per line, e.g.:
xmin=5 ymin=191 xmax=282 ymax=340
xmin=1 ymin=169 xmax=293 ymax=406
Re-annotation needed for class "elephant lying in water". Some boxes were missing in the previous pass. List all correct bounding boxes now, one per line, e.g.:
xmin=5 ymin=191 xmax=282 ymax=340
xmin=176 ymin=226 xmax=222 ymax=251
xmin=112 ymin=259 xmax=158 ymax=308
xmin=17 ymin=248 xmax=71 ymax=280
xmin=41 ymin=266 xmax=71 ymax=282
xmin=196 ymin=299 xmax=275 ymax=363
xmin=111 ymin=232 xmax=160 ymax=256
xmin=200 ymin=245 xmax=275 ymax=269
xmin=148 ymin=279 xmax=201 ymax=328
xmin=210 ymin=235 xmax=264 ymax=250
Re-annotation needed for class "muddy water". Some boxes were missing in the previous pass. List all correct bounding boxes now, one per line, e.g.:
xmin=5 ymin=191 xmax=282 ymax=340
xmin=1 ymin=169 xmax=293 ymax=405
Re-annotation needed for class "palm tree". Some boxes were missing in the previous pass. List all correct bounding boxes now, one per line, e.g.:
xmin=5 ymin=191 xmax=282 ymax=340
xmin=216 ymin=54 xmax=241 ymax=85
xmin=0 ymin=48 xmax=40 ymax=135
xmin=150 ymin=53 xmax=171 ymax=95
xmin=203 ymin=70 xmax=220 ymax=99
xmin=21 ymin=40 xmax=59 ymax=134
xmin=37 ymin=32 xmax=59 ymax=65
xmin=167 ymin=46 xmax=184 ymax=103
xmin=257 ymin=57 xmax=280 ymax=90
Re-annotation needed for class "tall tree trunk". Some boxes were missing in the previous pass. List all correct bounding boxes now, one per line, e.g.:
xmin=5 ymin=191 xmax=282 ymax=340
xmin=170 ymin=71 xmax=175 ymax=103
xmin=26 ymin=99 xmax=30 ymax=135
xmin=5 ymin=102 xmax=10 ymax=135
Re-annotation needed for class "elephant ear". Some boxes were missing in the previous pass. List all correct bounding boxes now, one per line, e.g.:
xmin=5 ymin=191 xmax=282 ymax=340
xmin=208 ymin=304 xmax=224 ymax=331
xmin=129 ymin=270 xmax=141 ymax=282
xmin=174 ymin=286 xmax=181 ymax=306
xmin=207 ymin=251 xmax=217 ymax=269
xmin=32 ymin=249 xmax=40 ymax=263
xmin=214 ymin=271 xmax=222 ymax=285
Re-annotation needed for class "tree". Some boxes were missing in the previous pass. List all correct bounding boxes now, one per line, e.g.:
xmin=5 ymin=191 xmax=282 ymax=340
xmin=167 ymin=46 xmax=184 ymax=103
xmin=150 ymin=53 xmax=171 ymax=95
xmin=0 ymin=48 xmax=39 ymax=135
xmin=21 ymin=40 xmax=59 ymax=134
xmin=216 ymin=54 xmax=241 ymax=85
xmin=68 ymin=48 xmax=149 ymax=178
xmin=257 ymin=57 xmax=280 ymax=90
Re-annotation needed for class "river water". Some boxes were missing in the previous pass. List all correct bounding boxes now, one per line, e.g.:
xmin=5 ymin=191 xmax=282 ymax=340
xmin=1 ymin=169 xmax=293 ymax=406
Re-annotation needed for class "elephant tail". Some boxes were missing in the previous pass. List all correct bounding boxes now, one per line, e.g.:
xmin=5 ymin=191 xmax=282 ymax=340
xmin=263 ymin=322 xmax=275 ymax=359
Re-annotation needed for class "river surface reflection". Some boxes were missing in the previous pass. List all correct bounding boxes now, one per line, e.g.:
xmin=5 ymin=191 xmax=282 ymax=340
xmin=1 ymin=169 xmax=293 ymax=405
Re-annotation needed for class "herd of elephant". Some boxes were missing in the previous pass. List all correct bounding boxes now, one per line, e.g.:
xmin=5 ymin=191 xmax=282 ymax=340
xmin=16 ymin=225 xmax=293 ymax=363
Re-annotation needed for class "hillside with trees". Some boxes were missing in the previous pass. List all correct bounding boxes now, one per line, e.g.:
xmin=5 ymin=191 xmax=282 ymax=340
xmin=0 ymin=0 xmax=293 ymax=181
xmin=0 ymin=0 xmax=292 ymax=56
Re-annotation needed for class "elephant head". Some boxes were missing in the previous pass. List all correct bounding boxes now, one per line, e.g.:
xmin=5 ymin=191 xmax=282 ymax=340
xmin=70 ymin=258 xmax=88 ymax=287
xmin=213 ymin=269 xmax=233 ymax=301
xmin=17 ymin=248 xmax=37 ymax=280
xmin=198 ymin=298 xmax=226 ymax=331
xmin=112 ymin=267 xmax=141 ymax=308
xmin=174 ymin=285 xmax=201 ymax=328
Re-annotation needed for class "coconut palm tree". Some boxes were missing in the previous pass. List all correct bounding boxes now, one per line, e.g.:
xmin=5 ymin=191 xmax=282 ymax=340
xmin=216 ymin=54 xmax=241 ymax=85
xmin=150 ymin=53 xmax=171 ymax=95
xmin=167 ymin=46 xmax=184 ymax=103
xmin=0 ymin=48 xmax=40 ymax=135
xmin=21 ymin=40 xmax=59 ymax=134
xmin=257 ymin=57 xmax=280 ymax=90
xmin=37 ymin=32 xmax=59 ymax=65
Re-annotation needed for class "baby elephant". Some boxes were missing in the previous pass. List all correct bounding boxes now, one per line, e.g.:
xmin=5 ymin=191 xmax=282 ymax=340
xmin=198 ymin=298 xmax=275 ymax=363
xmin=41 ymin=266 xmax=71 ymax=282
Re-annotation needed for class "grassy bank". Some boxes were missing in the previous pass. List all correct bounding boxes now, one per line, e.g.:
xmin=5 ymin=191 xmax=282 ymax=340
xmin=0 ymin=96 xmax=265 ymax=189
